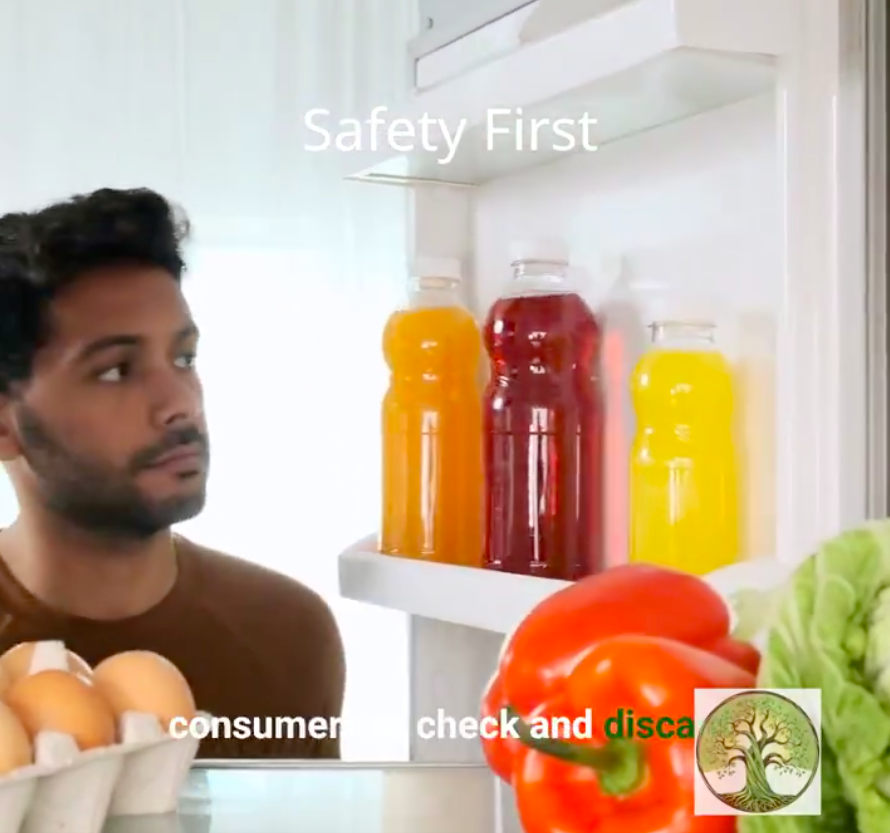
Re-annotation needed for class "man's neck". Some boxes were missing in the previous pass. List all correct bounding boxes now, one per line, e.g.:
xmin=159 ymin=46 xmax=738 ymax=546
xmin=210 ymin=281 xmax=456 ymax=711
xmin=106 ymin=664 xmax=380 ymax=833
xmin=0 ymin=515 xmax=179 ymax=621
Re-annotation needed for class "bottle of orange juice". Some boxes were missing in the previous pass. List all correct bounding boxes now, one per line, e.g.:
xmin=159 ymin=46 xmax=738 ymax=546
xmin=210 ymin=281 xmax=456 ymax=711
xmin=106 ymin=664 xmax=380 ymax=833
xmin=629 ymin=303 xmax=738 ymax=575
xmin=380 ymin=258 xmax=483 ymax=566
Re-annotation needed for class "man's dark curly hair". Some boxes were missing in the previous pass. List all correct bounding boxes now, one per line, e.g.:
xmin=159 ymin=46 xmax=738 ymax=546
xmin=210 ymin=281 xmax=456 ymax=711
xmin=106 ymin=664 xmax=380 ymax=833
xmin=0 ymin=187 xmax=190 ymax=395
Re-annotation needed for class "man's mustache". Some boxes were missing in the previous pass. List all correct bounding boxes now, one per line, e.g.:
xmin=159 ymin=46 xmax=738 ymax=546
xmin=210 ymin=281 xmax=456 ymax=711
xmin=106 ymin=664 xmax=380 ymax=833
xmin=130 ymin=427 xmax=208 ymax=472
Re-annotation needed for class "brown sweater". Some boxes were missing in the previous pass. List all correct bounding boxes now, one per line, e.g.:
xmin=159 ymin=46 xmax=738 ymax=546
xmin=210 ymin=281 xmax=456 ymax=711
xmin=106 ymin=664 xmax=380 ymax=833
xmin=0 ymin=537 xmax=345 ymax=759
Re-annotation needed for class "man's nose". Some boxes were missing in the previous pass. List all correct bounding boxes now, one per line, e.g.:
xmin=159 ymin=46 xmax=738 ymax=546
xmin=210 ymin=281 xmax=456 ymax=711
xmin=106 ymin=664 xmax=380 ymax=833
xmin=150 ymin=370 xmax=203 ymax=428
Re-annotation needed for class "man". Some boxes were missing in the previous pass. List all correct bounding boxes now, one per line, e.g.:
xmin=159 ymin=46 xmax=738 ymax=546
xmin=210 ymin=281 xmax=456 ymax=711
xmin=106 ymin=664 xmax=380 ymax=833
xmin=0 ymin=187 xmax=345 ymax=758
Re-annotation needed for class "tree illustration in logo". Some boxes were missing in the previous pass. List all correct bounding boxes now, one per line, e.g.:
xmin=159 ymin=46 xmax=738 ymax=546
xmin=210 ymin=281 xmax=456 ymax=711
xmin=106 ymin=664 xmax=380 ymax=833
xmin=696 ymin=691 xmax=819 ymax=813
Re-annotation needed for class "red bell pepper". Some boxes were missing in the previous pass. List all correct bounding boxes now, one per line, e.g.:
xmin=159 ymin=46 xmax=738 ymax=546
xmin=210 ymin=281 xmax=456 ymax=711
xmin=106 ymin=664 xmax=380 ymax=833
xmin=480 ymin=563 xmax=759 ymax=782
xmin=511 ymin=634 xmax=755 ymax=833
xmin=501 ymin=563 xmax=758 ymax=713
xmin=480 ymin=671 xmax=521 ymax=781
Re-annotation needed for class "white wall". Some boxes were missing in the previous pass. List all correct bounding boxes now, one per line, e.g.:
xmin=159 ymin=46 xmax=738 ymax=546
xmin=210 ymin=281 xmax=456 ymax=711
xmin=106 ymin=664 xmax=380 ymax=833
xmin=469 ymin=93 xmax=780 ymax=561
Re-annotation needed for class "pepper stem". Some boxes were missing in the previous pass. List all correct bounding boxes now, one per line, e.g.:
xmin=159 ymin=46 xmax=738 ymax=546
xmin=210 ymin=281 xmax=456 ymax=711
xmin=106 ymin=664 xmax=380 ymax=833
xmin=506 ymin=705 xmax=646 ymax=796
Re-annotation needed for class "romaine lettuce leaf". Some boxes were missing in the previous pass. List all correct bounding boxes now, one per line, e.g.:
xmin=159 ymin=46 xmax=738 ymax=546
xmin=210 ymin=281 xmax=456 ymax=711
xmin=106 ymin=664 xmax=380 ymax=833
xmin=739 ymin=522 xmax=890 ymax=832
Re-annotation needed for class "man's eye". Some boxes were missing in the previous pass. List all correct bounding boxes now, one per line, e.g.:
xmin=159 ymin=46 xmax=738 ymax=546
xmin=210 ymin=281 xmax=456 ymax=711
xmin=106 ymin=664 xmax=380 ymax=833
xmin=176 ymin=352 xmax=197 ymax=369
xmin=96 ymin=364 xmax=128 ymax=382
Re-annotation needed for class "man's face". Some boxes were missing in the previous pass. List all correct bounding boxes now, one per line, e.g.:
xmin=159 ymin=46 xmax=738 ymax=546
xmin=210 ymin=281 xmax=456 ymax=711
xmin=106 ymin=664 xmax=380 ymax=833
xmin=0 ymin=265 xmax=209 ymax=539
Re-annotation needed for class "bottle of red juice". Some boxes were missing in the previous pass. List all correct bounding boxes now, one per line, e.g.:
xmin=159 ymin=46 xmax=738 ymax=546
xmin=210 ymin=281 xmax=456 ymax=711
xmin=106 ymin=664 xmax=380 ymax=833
xmin=482 ymin=239 xmax=604 ymax=580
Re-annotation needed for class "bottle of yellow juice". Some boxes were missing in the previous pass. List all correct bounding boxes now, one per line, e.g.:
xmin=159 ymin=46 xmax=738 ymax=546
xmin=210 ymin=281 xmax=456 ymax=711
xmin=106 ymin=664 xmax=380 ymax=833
xmin=629 ymin=306 xmax=738 ymax=575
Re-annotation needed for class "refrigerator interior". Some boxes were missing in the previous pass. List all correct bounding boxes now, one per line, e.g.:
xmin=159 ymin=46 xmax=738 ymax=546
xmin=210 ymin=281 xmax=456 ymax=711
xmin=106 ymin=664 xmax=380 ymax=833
xmin=333 ymin=4 xmax=881 ymax=799
xmin=393 ymin=97 xmax=787 ymax=773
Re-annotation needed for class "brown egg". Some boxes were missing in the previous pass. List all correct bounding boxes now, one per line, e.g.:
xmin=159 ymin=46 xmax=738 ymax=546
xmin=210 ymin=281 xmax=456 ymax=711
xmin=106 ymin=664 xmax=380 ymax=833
xmin=0 ymin=701 xmax=32 ymax=774
xmin=93 ymin=651 xmax=196 ymax=731
xmin=0 ymin=641 xmax=92 ymax=683
xmin=4 ymin=670 xmax=116 ymax=751
xmin=0 ymin=663 xmax=9 ymax=698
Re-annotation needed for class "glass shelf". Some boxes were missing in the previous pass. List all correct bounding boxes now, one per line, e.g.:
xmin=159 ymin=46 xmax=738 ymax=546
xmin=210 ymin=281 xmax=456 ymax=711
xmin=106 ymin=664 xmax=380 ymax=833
xmin=103 ymin=762 xmax=496 ymax=833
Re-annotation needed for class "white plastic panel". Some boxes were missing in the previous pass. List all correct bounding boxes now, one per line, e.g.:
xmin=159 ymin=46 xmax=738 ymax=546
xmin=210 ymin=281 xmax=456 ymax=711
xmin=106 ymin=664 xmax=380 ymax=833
xmin=774 ymin=0 xmax=868 ymax=562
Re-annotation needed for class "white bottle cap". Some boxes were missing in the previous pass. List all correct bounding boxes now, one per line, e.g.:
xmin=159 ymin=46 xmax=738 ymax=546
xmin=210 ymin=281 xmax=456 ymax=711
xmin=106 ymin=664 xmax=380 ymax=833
xmin=411 ymin=256 xmax=462 ymax=281
xmin=509 ymin=237 xmax=570 ymax=266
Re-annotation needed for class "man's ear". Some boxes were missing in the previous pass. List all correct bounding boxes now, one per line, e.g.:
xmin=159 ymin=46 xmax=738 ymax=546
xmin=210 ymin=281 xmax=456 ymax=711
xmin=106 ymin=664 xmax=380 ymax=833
xmin=0 ymin=395 xmax=21 ymax=462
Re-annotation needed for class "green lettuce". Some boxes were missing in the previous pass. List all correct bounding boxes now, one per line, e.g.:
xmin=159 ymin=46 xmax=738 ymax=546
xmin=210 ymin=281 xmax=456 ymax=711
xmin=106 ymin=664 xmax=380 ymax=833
xmin=739 ymin=521 xmax=890 ymax=832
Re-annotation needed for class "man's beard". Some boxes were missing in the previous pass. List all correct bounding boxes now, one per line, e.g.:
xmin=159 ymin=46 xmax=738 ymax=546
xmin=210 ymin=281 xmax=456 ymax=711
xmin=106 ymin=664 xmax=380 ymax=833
xmin=15 ymin=406 xmax=209 ymax=541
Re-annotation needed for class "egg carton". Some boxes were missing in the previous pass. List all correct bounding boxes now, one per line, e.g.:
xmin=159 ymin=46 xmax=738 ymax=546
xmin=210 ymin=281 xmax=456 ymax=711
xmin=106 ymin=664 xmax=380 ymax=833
xmin=0 ymin=644 xmax=202 ymax=833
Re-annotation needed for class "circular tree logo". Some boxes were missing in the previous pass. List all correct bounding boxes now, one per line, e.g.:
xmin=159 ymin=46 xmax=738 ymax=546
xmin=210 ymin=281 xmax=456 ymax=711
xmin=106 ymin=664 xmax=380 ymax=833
xmin=696 ymin=690 xmax=820 ymax=814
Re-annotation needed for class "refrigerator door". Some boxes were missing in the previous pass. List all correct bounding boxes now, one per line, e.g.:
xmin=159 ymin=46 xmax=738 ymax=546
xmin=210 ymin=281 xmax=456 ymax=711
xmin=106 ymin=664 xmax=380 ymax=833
xmin=410 ymin=0 xmax=536 ymax=58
